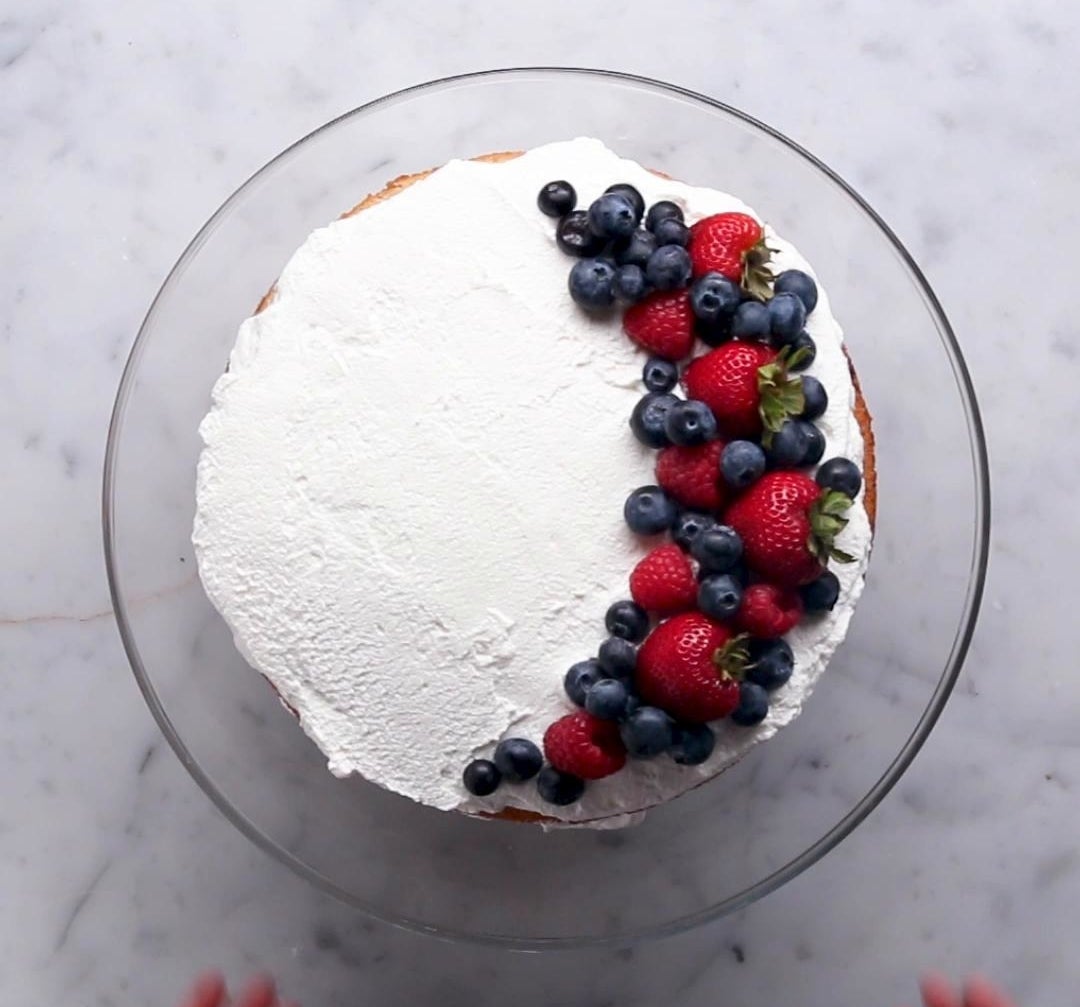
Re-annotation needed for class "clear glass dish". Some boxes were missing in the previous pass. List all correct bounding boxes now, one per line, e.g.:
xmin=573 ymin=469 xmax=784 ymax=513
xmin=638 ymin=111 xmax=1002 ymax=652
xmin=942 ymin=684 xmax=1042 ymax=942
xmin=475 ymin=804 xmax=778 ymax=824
xmin=104 ymin=68 xmax=990 ymax=948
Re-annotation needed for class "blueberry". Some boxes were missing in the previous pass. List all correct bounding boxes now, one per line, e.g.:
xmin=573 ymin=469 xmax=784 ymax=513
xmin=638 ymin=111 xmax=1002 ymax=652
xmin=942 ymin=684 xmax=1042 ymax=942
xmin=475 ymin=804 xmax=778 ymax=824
xmin=720 ymin=440 xmax=767 ymax=489
xmin=800 ymin=570 xmax=841 ymax=612
xmin=698 ymin=574 xmax=744 ymax=621
xmin=653 ymin=218 xmax=690 ymax=248
xmin=605 ymin=599 xmax=649 ymax=643
xmin=463 ymin=759 xmax=501 ymax=796
xmin=598 ymin=637 xmax=638 ymax=680
xmin=645 ymin=200 xmax=684 ymax=232
xmin=746 ymin=638 xmax=794 ymax=691
xmin=630 ymin=392 xmax=679 ymax=449
xmin=604 ymin=183 xmax=645 ymax=223
xmin=556 ymin=210 xmax=607 ymax=257
xmin=564 ymin=658 xmax=603 ymax=707
xmin=645 ymin=245 xmax=692 ymax=291
xmin=616 ymin=228 xmax=658 ymax=268
xmin=774 ymin=269 xmax=818 ymax=313
xmin=767 ymin=292 xmax=807 ymax=341
xmin=537 ymin=180 xmax=577 ymax=218
xmin=643 ymin=357 xmax=678 ymax=393
xmin=788 ymin=330 xmax=817 ymax=368
xmin=671 ymin=511 xmax=715 ymax=552
xmin=766 ymin=419 xmax=809 ymax=469
xmin=816 ymin=457 xmax=862 ymax=497
xmin=493 ymin=738 xmax=543 ymax=782
xmin=568 ymin=257 xmax=617 ymax=311
xmin=799 ymin=375 xmax=828 ymax=420
xmin=620 ymin=706 xmax=675 ymax=758
xmin=690 ymin=272 xmax=742 ymax=326
xmin=585 ymin=678 xmax=632 ymax=721
xmin=624 ymin=485 xmax=678 ymax=535
xmin=613 ymin=264 xmax=650 ymax=304
xmin=691 ymin=525 xmax=744 ymax=573
xmin=727 ymin=559 xmax=751 ymax=589
xmin=800 ymin=421 xmax=826 ymax=466
xmin=536 ymin=765 xmax=586 ymax=805
xmin=731 ymin=300 xmax=772 ymax=341
xmin=695 ymin=314 xmax=734 ymax=348
xmin=588 ymin=193 xmax=638 ymax=240
xmin=731 ymin=682 xmax=770 ymax=726
xmin=664 ymin=399 xmax=718 ymax=446
xmin=670 ymin=723 xmax=716 ymax=766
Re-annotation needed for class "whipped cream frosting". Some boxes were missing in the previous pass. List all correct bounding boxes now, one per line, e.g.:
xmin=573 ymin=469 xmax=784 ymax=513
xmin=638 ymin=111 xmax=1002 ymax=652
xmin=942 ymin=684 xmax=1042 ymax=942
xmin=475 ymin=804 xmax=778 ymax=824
xmin=193 ymin=138 xmax=871 ymax=826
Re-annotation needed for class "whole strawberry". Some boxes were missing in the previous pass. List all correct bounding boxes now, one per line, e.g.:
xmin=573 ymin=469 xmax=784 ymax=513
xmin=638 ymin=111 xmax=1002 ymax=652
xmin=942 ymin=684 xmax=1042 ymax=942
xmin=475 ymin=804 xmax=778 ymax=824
xmin=623 ymin=289 xmax=695 ymax=361
xmin=629 ymin=544 xmax=697 ymax=616
xmin=543 ymin=711 xmax=626 ymax=780
xmin=683 ymin=343 xmax=806 ymax=440
xmin=636 ymin=612 xmax=747 ymax=723
xmin=735 ymin=583 xmax=804 ymax=637
xmin=724 ymin=471 xmax=855 ymax=588
xmin=655 ymin=441 xmax=727 ymax=511
xmin=688 ymin=212 xmax=773 ymax=298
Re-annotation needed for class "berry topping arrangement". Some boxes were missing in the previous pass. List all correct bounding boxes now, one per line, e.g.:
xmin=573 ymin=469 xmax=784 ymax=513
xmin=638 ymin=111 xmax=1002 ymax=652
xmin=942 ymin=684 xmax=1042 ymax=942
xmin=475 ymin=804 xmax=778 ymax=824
xmin=462 ymin=178 xmax=865 ymax=812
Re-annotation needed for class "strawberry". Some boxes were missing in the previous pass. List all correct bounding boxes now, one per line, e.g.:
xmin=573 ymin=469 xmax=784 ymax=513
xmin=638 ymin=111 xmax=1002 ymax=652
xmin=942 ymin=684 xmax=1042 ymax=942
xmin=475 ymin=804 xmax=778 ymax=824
xmin=623 ymin=289 xmax=695 ymax=361
xmin=543 ymin=711 xmax=626 ymax=780
xmin=655 ymin=441 xmax=727 ymax=511
xmin=636 ymin=612 xmax=747 ymax=723
xmin=735 ymin=583 xmax=804 ymax=637
xmin=688 ymin=212 xmax=774 ymax=298
xmin=683 ymin=343 xmax=806 ymax=440
xmin=629 ymin=544 xmax=698 ymax=616
xmin=724 ymin=471 xmax=856 ymax=588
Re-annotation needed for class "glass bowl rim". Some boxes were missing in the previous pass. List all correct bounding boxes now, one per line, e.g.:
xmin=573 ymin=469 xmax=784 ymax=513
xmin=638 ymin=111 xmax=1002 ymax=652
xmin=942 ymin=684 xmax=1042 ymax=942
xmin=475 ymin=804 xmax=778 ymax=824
xmin=103 ymin=66 xmax=991 ymax=950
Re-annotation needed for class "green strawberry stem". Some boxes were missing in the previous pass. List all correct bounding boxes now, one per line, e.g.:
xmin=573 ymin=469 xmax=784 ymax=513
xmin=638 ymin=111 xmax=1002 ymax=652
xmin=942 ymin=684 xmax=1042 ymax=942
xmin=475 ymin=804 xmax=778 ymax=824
xmin=711 ymin=633 xmax=751 ymax=681
xmin=741 ymin=237 xmax=776 ymax=301
xmin=757 ymin=346 xmax=810 ymax=445
xmin=807 ymin=489 xmax=857 ymax=564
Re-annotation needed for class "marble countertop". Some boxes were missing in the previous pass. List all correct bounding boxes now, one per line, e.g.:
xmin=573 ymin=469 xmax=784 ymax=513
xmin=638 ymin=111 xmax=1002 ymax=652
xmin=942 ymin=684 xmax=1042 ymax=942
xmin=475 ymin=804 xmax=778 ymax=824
xmin=4 ymin=2 xmax=1077 ymax=1004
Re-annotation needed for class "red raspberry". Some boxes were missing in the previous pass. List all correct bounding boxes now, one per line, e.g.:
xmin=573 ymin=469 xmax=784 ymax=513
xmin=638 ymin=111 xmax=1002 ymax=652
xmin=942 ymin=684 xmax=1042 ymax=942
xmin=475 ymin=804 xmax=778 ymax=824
xmin=543 ymin=711 xmax=626 ymax=780
xmin=735 ymin=583 xmax=804 ymax=637
xmin=655 ymin=441 xmax=726 ymax=511
xmin=622 ymin=289 xmax=695 ymax=361
xmin=629 ymin=544 xmax=697 ymax=616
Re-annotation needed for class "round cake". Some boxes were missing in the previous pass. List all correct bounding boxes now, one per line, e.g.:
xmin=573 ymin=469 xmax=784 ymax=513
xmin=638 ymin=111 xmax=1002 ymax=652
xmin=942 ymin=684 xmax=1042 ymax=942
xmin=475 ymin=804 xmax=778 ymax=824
xmin=193 ymin=138 xmax=874 ymax=827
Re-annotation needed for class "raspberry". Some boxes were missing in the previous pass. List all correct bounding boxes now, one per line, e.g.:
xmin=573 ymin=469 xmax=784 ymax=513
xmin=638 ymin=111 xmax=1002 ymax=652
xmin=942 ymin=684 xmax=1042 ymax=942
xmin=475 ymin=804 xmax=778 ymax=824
xmin=655 ymin=441 xmax=726 ymax=511
xmin=735 ymin=583 xmax=804 ymax=638
xmin=543 ymin=711 xmax=626 ymax=780
xmin=629 ymin=544 xmax=697 ymax=616
xmin=622 ymin=289 xmax=695 ymax=361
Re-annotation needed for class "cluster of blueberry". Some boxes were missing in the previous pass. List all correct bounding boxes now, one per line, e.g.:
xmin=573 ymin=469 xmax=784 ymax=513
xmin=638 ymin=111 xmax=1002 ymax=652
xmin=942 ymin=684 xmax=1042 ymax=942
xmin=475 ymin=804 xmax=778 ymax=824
xmin=538 ymin=179 xmax=695 ymax=308
xmin=461 ymin=178 xmax=864 ymax=811
xmin=629 ymin=308 xmax=824 ymax=471
xmin=696 ymin=268 xmax=818 ymax=354
xmin=461 ymin=594 xmax=788 ymax=806
xmin=625 ymin=434 xmax=861 ymax=620
xmin=560 ymin=599 xmax=790 ymax=754
xmin=462 ymin=736 xmax=548 ymax=801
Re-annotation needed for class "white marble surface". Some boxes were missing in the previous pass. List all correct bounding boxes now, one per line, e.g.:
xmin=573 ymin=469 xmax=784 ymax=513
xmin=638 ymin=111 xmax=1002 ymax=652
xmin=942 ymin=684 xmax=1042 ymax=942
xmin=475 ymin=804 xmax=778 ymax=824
xmin=3 ymin=2 xmax=1077 ymax=1004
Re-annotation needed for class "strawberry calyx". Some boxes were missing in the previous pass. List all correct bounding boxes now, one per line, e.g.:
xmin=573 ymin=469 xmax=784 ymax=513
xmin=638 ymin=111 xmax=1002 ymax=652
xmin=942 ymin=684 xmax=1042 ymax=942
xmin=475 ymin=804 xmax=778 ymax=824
xmin=757 ymin=346 xmax=810 ymax=444
xmin=710 ymin=633 xmax=751 ymax=681
xmin=740 ymin=235 xmax=777 ymax=300
xmin=808 ymin=489 xmax=857 ymax=564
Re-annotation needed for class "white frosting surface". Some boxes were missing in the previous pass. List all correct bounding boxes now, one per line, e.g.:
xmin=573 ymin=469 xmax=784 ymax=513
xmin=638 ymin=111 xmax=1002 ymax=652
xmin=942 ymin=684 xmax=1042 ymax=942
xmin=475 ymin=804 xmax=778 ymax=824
xmin=193 ymin=138 xmax=871 ymax=825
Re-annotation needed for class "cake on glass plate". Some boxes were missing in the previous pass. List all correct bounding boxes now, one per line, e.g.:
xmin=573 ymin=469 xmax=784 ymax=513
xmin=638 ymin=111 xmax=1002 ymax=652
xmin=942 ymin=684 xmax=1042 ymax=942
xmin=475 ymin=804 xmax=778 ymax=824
xmin=193 ymin=138 xmax=874 ymax=828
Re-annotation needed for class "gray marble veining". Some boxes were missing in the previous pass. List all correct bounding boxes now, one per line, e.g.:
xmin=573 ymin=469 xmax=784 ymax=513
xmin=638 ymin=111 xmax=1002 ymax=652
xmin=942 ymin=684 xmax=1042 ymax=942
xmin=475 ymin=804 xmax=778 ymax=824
xmin=3 ymin=1 xmax=1079 ymax=1005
